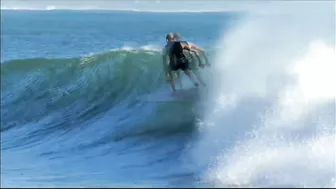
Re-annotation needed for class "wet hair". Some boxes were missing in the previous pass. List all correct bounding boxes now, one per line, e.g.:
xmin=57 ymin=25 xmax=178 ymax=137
xmin=165 ymin=33 xmax=174 ymax=41
xmin=173 ymin=33 xmax=182 ymax=40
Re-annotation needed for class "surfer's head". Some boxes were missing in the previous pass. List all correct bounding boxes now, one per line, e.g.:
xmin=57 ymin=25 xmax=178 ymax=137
xmin=173 ymin=33 xmax=182 ymax=40
xmin=165 ymin=33 xmax=174 ymax=43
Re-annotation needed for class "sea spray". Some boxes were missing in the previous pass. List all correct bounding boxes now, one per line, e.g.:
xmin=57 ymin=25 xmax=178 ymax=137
xmin=188 ymin=5 xmax=335 ymax=188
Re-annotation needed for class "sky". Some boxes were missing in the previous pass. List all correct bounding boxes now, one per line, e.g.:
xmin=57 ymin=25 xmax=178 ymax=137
xmin=1 ymin=0 xmax=335 ymax=13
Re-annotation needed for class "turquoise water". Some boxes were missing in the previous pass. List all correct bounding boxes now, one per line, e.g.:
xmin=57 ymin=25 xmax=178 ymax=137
xmin=1 ymin=9 xmax=335 ymax=188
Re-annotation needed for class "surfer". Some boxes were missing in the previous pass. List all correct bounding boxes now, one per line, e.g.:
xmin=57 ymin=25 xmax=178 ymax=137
xmin=162 ymin=33 xmax=183 ymax=90
xmin=173 ymin=32 xmax=210 ymax=87
xmin=162 ymin=33 xmax=200 ymax=93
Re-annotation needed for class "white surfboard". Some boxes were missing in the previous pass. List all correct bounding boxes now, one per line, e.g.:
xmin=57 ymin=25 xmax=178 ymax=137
xmin=140 ymin=87 xmax=200 ymax=102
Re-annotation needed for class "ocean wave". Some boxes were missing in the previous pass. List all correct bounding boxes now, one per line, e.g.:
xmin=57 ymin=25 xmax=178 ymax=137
xmin=1 ymin=49 xmax=200 ymax=149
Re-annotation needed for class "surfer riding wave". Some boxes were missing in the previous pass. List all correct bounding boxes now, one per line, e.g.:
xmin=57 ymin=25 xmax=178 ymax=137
xmin=162 ymin=33 xmax=210 ymax=93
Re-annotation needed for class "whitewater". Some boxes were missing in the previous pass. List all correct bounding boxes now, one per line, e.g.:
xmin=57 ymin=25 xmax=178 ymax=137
xmin=188 ymin=6 xmax=336 ymax=188
xmin=1 ymin=2 xmax=335 ymax=188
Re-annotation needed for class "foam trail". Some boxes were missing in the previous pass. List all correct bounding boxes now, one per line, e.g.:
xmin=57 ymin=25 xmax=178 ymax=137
xmin=188 ymin=3 xmax=336 ymax=188
xmin=117 ymin=45 xmax=161 ymax=52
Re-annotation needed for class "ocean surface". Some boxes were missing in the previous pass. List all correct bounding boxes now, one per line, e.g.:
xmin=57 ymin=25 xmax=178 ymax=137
xmin=1 ymin=9 xmax=335 ymax=188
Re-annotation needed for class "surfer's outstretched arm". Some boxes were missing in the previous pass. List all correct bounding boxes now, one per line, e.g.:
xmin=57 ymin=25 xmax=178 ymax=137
xmin=192 ymin=51 xmax=205 ymax=68
xmin=188 ymin=42 xmax=210 ymax=67
xmin=182 ymin=42 xmax=204 ymax=65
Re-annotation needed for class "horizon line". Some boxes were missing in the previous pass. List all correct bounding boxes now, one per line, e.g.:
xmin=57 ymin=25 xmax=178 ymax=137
xmin=0 ymin=7 xmax=244 ymax=13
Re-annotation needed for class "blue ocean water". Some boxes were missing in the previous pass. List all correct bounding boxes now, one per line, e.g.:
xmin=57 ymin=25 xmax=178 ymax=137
xmin=1 ymin=9 xmax=335 ymax=188
xmin=1 ymin=10 xmax=239 ymax=62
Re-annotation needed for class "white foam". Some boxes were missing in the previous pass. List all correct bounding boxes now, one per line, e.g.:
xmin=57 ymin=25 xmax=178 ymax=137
xmin=189 ymin=4 xmax=336 ymax=188
xmin=117 ymin=44 xmax=161 ymax=52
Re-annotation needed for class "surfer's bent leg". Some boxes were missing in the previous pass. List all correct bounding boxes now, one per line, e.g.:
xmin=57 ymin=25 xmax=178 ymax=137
xmin=176 ymin=71 xmax=183 ymax=89
xmin=192 ymin=70 xmax=206 ymax=86
xmin=180 ymin=61 xmax=199 ymax=87
xmin=190 ymin=57 xmax=206 ymax=86
xmin=184 ymin=70 xmax=199 ymax=87
xmin=167 ymin=72 xmax=177 ymax=93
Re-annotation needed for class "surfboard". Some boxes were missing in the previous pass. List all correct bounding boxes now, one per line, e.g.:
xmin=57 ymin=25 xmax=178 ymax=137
xmin=140 ymin=87 xmax=200 ymax=102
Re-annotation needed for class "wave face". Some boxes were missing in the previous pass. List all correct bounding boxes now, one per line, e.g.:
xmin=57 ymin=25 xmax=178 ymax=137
xmin=1 ymin=50 xmax=204 ymax=187
xmin=1 ymin=50 xmax=159 ymax=132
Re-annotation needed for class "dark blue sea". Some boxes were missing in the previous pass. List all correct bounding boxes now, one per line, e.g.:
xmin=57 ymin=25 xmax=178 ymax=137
xmin=1 ymin=9 xmax=335 ymax=188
